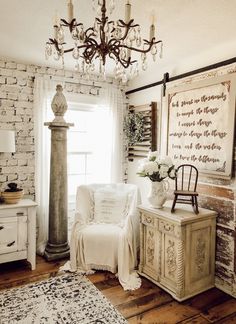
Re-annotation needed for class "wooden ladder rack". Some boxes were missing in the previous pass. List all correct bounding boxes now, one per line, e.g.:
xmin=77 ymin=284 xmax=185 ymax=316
xmin=128 ymin=102 xmax=157 ymax=161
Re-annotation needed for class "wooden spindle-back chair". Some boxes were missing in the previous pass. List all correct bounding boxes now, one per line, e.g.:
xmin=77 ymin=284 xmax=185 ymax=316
xmin=171 ymin=164 xmax=199 ymax=214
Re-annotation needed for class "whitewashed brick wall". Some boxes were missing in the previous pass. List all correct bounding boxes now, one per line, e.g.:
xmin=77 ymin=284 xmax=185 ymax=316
xmin=0 ymin=58 xmax=127 ymax=198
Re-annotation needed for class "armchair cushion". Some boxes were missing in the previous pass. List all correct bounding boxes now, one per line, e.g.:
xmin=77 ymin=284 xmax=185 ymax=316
xmin=93 ymin=186 xmax=129 ymax=224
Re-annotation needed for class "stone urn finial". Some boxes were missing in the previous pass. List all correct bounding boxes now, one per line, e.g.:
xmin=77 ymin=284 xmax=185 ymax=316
xmin=51 ymin=84 xmax=68 ymax=122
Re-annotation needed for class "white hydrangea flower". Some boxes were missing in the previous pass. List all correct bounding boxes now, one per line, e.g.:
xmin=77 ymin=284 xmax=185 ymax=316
xmin=160 ymin=165 xmax=169 ymax=173
xmin=143 ymin=161 xmax=159 ymax=175
xmin=159 ymin=170 xmax=168 ymax=178
xmin=159 ymin=156 xmax=173 ymax=166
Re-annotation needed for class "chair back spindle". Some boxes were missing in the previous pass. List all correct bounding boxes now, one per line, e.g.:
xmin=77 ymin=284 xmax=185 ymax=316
xmin=172 ymin=164 xmax=199 ymax=214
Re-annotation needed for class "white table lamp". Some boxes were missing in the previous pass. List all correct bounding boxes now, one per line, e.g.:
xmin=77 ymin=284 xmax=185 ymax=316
xmin=0 ymin=130 xmax=15 ymax=153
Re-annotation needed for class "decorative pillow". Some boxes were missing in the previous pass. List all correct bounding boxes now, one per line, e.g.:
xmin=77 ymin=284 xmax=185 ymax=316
xmin=93 ymin=187 xmax=129 ymax=224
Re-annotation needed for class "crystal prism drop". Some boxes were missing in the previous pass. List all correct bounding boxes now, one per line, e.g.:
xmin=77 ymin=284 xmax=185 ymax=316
xmin=159 ymin=43 xmax=163 ymax=58
xmin=53 ymin=50 xmax=60 ymax=61
xmin=57 ymin=27 xmax=64 ymax=43
xmin=72 ymin=45 xmax=80 ymax=60
xmin=45 ymin=47 xmax=49 ymax=60
xmin=136 ymin=36 xmax=142 ymax=47
xmin=72 ymin=28 xmax=79 ymax=40
xmin=75 ymin=62 xmax=80 ymax=72
xmin=142 ymin=59 xmax=147 ymax=71
xmin=151 ymin=44 xmax=157 ymax=55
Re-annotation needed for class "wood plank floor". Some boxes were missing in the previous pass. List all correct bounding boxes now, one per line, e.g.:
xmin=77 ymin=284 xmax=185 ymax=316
xmin=0 ymin=256 xmax=236 ymax=323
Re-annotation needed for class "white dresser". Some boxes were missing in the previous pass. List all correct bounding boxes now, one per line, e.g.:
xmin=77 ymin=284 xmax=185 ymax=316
xmin=138 ymin=201 xmax=217 ymax=301
xmin=0 ymin=199 xmax=37 ymax=270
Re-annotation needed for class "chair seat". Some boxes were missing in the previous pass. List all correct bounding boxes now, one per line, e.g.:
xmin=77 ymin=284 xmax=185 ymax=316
xmin=174 ymin=190 xmax=198 ymax=196
xmin=78 ymin=223 xmax=122 ymax=273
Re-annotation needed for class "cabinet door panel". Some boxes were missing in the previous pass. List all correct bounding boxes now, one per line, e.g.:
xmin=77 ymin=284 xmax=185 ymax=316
xmin=161 ymin=233 xmax=178 ymax=292
xmin=185 ymin=219 xmax=215 ymax=295
xmin=142 ymin=225 xmax=160 ymax=281
xmin=0 ymin=217 xmax=18 ymax=254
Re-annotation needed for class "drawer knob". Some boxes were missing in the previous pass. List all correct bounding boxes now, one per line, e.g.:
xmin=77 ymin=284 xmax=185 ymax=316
xmin=7 ymin=241 xmax=15 ymax=247
xmin=17 ymin=212 xmax=24 ymax=216
xmin=0 ymin=225 xmax=4 ymax=230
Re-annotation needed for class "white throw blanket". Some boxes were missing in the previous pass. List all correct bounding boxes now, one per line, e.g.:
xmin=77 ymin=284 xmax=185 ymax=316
xmin=61 ymin=183 xmax=141 ymax=290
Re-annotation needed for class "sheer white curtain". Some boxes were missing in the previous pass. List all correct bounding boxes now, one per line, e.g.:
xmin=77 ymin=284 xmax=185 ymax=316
xmin=98 ymin=84 xmax=124 ymax=183
xmin=34 ymin=76 xmax=58 ymax=255
xmin=34 ymin=78 xmax=124 ymax=255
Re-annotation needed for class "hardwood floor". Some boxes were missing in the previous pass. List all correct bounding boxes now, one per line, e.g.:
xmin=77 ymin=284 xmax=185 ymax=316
xmin=0 ymin=256 xmax=236 ymax=323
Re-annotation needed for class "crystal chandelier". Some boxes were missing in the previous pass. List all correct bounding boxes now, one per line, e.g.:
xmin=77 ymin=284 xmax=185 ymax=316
xmin=45 ymin=0 xmax=163 ymax=82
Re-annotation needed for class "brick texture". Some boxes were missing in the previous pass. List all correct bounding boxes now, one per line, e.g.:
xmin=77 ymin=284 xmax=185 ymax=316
xmin=0 ymin=58 xmax=126 ymax=198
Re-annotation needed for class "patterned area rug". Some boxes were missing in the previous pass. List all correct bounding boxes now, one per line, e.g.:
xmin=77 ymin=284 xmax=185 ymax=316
xmin=0 ymin=273 xmax=127 ymax=324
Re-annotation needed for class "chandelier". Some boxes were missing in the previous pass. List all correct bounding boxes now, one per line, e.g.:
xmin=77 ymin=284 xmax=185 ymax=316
xmin=45 ymin=0 xmax=163 ymax=82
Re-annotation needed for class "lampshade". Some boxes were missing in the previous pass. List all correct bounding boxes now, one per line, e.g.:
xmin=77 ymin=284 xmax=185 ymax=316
xmin=0 ymin=130 xmax=16 ymax=153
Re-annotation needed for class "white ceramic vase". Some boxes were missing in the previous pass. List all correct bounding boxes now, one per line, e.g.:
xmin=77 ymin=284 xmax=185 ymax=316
xmin=148 ymin=180 xmax=169 ymax=208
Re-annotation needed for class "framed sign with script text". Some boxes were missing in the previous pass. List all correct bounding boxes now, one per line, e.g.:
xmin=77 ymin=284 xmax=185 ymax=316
xmin=165 ymin=74 xmax=236 ymax=178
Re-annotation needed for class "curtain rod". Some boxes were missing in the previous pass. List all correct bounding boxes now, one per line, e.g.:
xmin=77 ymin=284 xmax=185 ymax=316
xmin=32 ymin=75 xmax=115 ymax=88
xmin=126 ymin=57 xmax=236 ymax=95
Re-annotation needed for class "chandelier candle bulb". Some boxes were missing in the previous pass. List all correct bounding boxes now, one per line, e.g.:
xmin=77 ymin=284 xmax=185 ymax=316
xmin=53 ymin=12 xmax=59 ymax=39
xmin=150 ymin=24 xmax=155 ymax=41
xmin=53 ymin=11 xmax=59 ymax=26
xmin=125 ymin=1 xmax=131 ymax=23
xmin=54 ymin=26 xmax=58 ymax=40
xmin=67 ymin=0 xmax=74 ymax=22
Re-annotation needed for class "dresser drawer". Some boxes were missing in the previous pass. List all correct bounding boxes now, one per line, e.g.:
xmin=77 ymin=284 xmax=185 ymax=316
xmin=0 ymin=199 xmax=37 ymax=270
xmin=0 ymin=208 xmax=27 ymax=218
xmin=141 ymin=212 xmax=157 ymax=228
xmin=0 ymin=215 xmax=27 ymax=255
xmin=0 ymin=217 xmax=18 ymax=254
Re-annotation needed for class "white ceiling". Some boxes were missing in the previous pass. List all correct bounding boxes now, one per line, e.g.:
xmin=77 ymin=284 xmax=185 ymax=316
xmin=0 ymin=0 xmax=236 ymax=77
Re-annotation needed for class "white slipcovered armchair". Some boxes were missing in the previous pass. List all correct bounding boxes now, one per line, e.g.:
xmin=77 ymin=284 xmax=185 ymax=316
xmin=68 ymin=183 xmax=141 ymax=290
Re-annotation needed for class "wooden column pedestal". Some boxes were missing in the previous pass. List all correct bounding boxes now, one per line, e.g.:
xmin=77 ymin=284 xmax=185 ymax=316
xmin=44 ymin=85 xmax=73 ymax=261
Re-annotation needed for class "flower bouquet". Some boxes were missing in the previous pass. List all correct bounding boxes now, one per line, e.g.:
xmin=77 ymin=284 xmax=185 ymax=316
xmin=137 ymin=152 xmax=176 ymax=208
xmin=137 ymin=151 xmax=176 ymax=182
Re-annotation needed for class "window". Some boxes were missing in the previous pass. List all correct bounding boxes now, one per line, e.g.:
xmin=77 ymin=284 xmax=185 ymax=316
xmin=66 ymin=101 xmax=111 ymax=230
xmin=66 ymin=103 xmax=94 ymax=201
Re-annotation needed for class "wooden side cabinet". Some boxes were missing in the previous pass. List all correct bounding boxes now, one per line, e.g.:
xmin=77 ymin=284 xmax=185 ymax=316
xmin=0 ymin=199 xmax=37 ymax=270
xmin=138 ymin=201 xmax=217 ymax=301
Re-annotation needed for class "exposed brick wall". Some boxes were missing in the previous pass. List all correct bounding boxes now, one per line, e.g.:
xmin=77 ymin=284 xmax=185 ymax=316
xmin=0 ymin=58 xmax=127 ymax=198
xmin=0 ymin=61 xmax=35 ymax=196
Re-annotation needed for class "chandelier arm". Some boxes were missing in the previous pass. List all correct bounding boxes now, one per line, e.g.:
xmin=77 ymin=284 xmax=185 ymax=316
xmin=117 ymin=19 xmax=139 ymax=29
xmin=107 ymin=38 xmax=121 ymax=47
xmin=85 ymin=27 xmax=96 ymax=37
xmin=60 ymin=18 xmax=84 ymax=33
xmin=109 ymin=49 xmax=136 ymax=69
xmin=83 ymin=48 xmax=97 ymax=63
xmin=111 ymin=51 xmax=129 ymax=68
xmin=116 ymin=19 xmax=139 ymax=41
xmin=60 ymin=18 xmax=83 ymax=29
xmin=64 ymin=44 xmax=92 ymax=53
xmin=48 ymin=39 xmax=66 ymax=53
xmin=118 ymin=40 xmax=162 ymax=54
xmin=85 ymin=38 xmax=99 ymax=47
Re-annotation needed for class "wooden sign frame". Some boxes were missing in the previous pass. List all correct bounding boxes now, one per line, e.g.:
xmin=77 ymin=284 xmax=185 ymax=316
xmin=163 ymin=74 xmax=236 ymax=178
